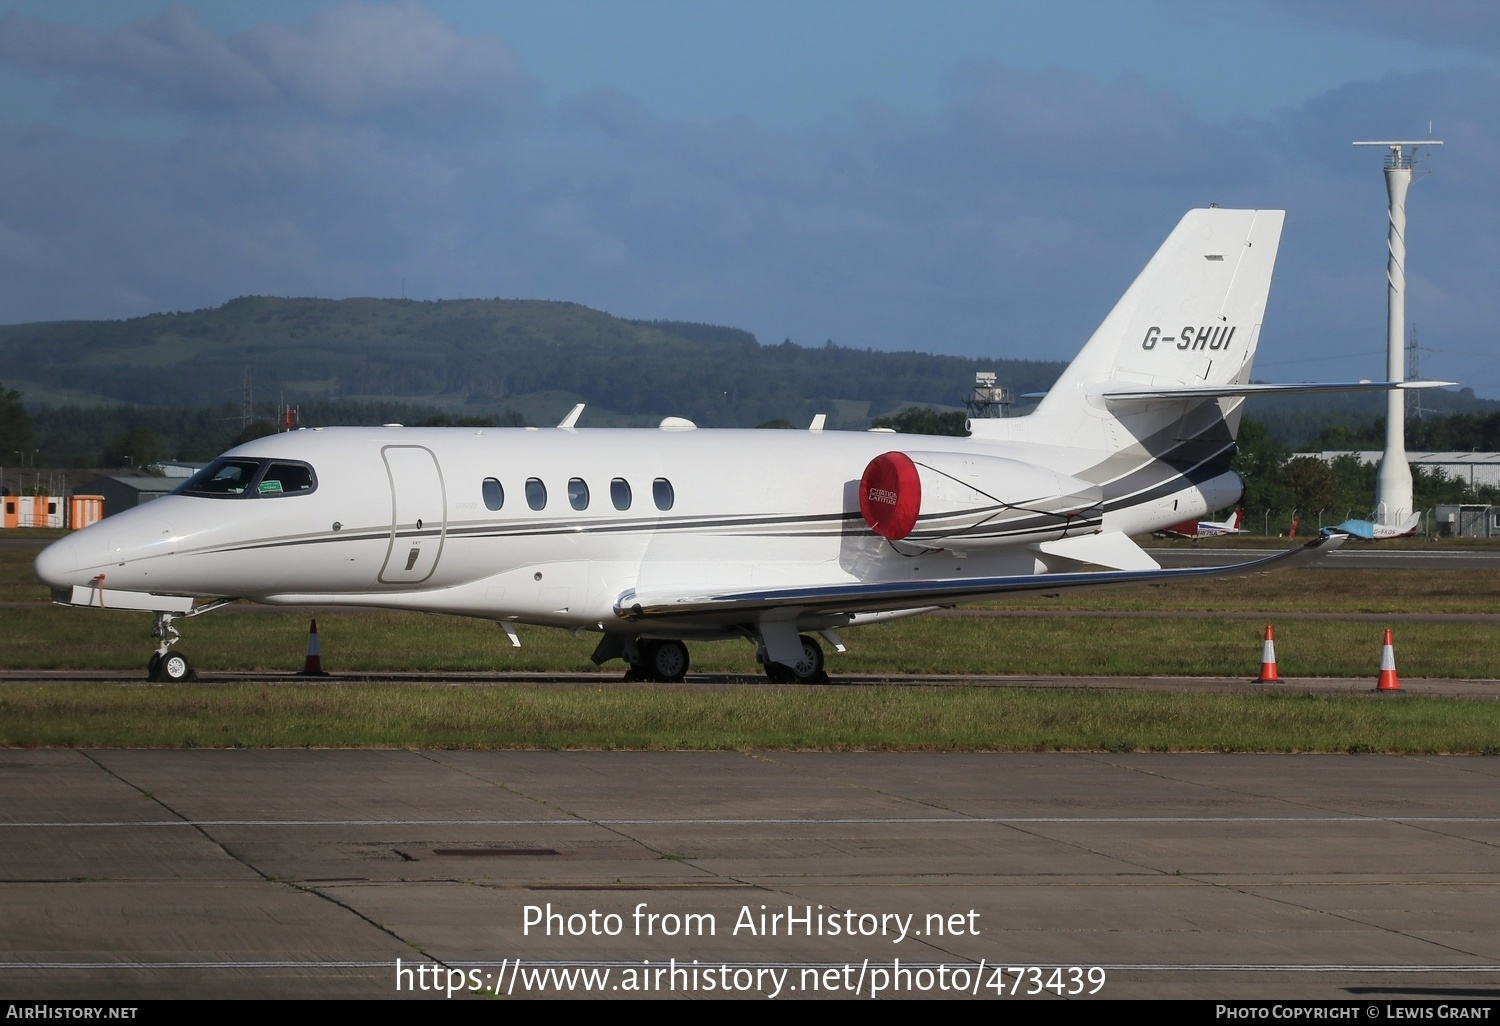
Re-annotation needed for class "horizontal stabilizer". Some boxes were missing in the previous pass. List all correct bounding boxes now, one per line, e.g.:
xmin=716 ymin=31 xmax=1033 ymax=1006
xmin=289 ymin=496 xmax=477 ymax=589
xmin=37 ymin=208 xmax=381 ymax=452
xmin=1032 ymin=532 xmax=1160 ymax=571
xmin=616 ymin=534 xmax=1343 ymax=623
xmin=1101 ymin=380 xmax=1456 ymax=403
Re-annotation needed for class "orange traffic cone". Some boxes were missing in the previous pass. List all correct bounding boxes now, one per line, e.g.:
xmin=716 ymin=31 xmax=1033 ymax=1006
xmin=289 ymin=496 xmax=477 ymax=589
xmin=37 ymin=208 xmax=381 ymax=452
xmin=296 ymin=619 xmax=331 ymax=677
xmin=1257 ymin=625 xmax=1281 ymax=683
xmin=1376 ymin=628 xmax=1401 ymax=692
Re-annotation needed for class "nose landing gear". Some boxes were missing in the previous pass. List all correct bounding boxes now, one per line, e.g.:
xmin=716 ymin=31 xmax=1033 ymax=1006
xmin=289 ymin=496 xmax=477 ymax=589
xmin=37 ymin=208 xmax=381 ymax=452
xmin=143 ymin=601 xmax=233 ymax=682
xmin=147 ymin=611 xmax=194 ymax=682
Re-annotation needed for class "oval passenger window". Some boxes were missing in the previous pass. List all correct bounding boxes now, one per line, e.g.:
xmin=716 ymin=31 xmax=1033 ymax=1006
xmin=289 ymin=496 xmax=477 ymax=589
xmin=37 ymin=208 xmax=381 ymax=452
xmin=652 ymin=478 xmax=674 ymax=511
xmin=610 ymin=478 xmax=632 ymax=510
xmin=568 ymin=478 xmax=589 ymax=511
xmin=526 ymin=478 xmax=547 ymax=510
xmin=482 ymin=478 xmax=504 ymax=511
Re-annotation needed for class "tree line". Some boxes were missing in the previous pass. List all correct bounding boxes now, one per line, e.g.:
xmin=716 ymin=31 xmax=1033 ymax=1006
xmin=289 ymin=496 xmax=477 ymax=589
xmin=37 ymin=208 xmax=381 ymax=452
xmin=4 ymin=386 xmax=1499 ymax=529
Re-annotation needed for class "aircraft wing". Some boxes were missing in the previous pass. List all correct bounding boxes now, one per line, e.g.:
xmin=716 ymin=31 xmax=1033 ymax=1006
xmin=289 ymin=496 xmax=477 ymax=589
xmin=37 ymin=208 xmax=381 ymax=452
xmin=615 ymin=532 xmax=1344 ymax=623
xmin=1101 ymin=380 xmax=1455 ymax=402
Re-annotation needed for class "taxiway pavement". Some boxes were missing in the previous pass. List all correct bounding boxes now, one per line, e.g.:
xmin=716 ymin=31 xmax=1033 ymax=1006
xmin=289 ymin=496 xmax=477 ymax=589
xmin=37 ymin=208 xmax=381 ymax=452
xmin=4 ymin=750 xmax=1500 ymax=1000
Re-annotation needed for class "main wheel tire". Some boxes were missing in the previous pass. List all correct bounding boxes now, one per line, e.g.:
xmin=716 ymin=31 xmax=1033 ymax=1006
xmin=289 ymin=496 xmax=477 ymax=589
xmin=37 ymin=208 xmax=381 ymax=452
xmin=157 ymin=650 xmax=193 ymax=683
xmin=765 ymin=636 xmax=826 ymax=684
xmin=147 ymin=653 xmax=163 ymax=681
xmin=644 ymin=639 xmax=689 ymax=683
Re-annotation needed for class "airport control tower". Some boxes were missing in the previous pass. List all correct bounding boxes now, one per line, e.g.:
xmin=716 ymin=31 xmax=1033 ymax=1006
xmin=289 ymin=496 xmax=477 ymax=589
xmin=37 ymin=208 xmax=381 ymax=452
xmin=1353 ymin=139 xmax=1441 ymax=529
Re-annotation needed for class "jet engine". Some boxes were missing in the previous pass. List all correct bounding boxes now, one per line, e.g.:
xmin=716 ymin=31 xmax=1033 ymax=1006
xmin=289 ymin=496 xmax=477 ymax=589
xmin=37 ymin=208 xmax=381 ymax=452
xmin=858 ymin=450 xmax=1103 ymax=547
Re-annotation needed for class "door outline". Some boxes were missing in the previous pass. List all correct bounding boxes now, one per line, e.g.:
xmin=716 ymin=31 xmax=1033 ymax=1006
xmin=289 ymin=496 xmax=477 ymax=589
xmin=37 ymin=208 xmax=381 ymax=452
xmin=379 ymin=445 xmax=447 ymax=584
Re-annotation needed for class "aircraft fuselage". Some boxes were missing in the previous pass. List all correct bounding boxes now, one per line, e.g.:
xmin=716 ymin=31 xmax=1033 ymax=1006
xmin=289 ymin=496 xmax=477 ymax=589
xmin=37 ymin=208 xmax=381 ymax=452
xmin=36 ymin=424 xmax=1239 ymax=639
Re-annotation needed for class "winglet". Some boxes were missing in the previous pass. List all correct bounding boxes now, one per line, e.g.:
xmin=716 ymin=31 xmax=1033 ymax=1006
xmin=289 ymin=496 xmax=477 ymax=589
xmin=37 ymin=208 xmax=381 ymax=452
xmin=557 ymin=404 xmax=585 ymax=429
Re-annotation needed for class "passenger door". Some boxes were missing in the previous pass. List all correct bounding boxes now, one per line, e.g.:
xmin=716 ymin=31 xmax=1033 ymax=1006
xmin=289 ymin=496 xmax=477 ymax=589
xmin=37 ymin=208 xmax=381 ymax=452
xmin=380 ymin=445 xmax=447 ymax=584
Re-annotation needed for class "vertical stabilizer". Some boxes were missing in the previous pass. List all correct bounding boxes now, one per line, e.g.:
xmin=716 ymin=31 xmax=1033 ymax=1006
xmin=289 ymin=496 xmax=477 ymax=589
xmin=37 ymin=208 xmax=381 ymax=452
xmin=983 ymin=209 xmax=1284 ymax=456
xmin=1040 ymin=208 xmax=1284 ymax=409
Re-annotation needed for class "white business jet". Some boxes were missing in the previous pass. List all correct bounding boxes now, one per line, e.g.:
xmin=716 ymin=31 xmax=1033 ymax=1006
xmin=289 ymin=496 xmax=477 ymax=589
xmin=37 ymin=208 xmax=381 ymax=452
xmin=34 ymin=208 xmax=1444 ymax=683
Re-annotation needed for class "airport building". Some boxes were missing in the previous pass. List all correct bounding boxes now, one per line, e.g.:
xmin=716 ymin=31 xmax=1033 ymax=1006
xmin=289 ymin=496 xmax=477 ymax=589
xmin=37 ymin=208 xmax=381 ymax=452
xmin=1433 ymin=503 xmax=1500 ymax=539
xmin=73 ymin=474 xmax=178 ymax=516
xmin=1295 ymin=450 xmax=1500 ymax=493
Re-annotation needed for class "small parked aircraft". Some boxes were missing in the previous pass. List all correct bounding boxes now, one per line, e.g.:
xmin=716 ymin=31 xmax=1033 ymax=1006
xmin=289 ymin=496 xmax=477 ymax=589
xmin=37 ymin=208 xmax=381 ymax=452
xmin=35 ymin=208 xmax=1444 ymax=682
xmin=1332 ymin=512 xmax=1422 ymax=540
xmin=1157 ymin=508 xmax=1245 ymax=540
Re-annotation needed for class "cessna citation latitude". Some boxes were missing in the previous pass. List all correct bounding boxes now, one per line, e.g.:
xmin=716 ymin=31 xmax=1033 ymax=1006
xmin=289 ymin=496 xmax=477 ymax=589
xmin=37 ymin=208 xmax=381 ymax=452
xmin=34 ymin=208 xmax=1446 ymax=683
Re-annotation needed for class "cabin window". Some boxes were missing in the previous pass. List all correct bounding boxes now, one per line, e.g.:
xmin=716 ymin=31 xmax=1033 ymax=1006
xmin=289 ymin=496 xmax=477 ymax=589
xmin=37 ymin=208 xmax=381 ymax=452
xmin=482 ymin=478 xmax=504 ymax=511
xmin=525 ymin=478 xmax=547 ymax=510
xmin=653 ymin=477 xmax=674 ymax=511
xmin=180 ymin=459 xmax=262 ymax=495
xmin=260 ymin=462 xmax=315 ymax=494
xmin=568 ymin=478 xmax=589 ymax=511
xmin=610 ymin=478 xmax=632 ymax=510
xmin=176 ymin=457 xmax=318 ymax=498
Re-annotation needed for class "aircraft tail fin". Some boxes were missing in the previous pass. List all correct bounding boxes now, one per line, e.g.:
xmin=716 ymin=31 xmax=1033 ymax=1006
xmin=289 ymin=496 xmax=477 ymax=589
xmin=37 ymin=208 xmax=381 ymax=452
xmin=1042 ymin=207 xmax=1285 ymax=411
xmin=973 ymin=208 xmax=1284 ymax=457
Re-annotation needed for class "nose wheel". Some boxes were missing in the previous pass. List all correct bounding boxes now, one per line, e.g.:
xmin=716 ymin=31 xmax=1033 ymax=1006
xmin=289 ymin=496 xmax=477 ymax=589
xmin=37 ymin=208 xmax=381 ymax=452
xmin=149 ymin=650 xmax=194 ymax=683
xmin=147 ymin=611 xmax=195 ymax=682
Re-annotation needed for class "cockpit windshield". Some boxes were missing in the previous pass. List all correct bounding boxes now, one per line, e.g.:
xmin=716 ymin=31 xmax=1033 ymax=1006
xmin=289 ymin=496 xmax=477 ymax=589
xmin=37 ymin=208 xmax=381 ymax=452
xmin=176 ymin=458 xmax=318 ymax=498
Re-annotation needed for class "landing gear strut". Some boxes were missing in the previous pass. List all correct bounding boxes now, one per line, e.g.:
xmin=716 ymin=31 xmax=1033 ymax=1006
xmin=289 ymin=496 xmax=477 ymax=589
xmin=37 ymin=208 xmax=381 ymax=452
xmin=626 ymin=638 xmax=690 ymax=683
xmin=147 ymin=611 xmax=194 ymax=682
xmin=763 ymin=634 xmax=827 ymax=684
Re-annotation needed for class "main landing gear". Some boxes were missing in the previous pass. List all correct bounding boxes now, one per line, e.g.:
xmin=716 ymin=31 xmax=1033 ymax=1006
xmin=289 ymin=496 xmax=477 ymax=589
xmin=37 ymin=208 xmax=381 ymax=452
xmin=625 ymin=639 xmax=691 ymax=683
xmin=147 ymin=611 xmax=194 ymax=682
xmin=612 ymin=633 xmax=828 ymax=684
xmin=762 ymin=634 xmax=827 ymax=684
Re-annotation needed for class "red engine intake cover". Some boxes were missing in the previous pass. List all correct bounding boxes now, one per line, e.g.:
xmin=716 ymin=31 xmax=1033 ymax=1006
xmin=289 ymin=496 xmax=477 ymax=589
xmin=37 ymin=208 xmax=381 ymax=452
xmin=859 ymin=451 xmax=921 ymax=540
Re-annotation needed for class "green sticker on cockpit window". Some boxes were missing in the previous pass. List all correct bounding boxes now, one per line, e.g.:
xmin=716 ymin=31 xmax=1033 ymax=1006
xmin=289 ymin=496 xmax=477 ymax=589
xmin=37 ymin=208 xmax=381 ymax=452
xmin=257 ymin=480 xmax=283 ymax=493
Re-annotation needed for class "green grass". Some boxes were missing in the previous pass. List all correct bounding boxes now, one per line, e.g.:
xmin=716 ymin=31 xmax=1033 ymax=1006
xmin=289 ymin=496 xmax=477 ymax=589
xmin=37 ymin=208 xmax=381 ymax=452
xmin=6 ymin=532 xmax=1500 ymax=677
xmin=5 ymin=605 xmax=1497 ymax=678
xmin=2 ymin=684 xmax=1497 ymax=753
xmin=8 ymin=529 xmax=1500 ymax=752
xmin=970 ymin=566 xmax=1500 ymax=613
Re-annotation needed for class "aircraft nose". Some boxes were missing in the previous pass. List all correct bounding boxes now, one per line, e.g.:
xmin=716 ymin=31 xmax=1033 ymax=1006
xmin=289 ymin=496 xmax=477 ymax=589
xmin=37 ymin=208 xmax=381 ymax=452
xmin=34 ymin=537 xmax=80 ymax=589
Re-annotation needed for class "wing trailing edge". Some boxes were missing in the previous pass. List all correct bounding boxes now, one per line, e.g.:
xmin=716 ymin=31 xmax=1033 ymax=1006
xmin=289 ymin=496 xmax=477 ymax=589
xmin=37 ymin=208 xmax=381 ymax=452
xmin=1100 ymin=380 xmax=1456 ymax=403
xmin=615 ymin=533 xmax=1345 ymax=623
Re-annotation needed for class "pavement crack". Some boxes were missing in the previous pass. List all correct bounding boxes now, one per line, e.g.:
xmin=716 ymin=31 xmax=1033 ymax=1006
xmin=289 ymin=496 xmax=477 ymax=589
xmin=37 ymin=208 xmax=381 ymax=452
xmin=76 ymin=750 xmax=450 ymax=975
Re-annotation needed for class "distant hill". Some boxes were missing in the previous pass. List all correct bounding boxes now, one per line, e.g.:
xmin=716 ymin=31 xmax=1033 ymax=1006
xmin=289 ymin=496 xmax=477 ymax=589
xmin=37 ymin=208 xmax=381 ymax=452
xmin=0 ymin=296 xmax=1062 ymax=429
xmin=4 ymin=295 xmax=1492 ymax=449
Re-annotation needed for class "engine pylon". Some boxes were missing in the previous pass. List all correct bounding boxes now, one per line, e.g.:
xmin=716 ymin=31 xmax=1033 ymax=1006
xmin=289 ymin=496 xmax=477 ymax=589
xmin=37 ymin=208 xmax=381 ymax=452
xmin=1257 ymin=625 xmax=1281 ymax=683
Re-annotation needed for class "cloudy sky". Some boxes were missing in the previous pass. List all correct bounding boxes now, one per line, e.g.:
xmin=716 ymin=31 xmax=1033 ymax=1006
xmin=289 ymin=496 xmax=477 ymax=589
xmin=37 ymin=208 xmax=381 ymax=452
xmin=0 ymin=1 xmax=1496 ymax=394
